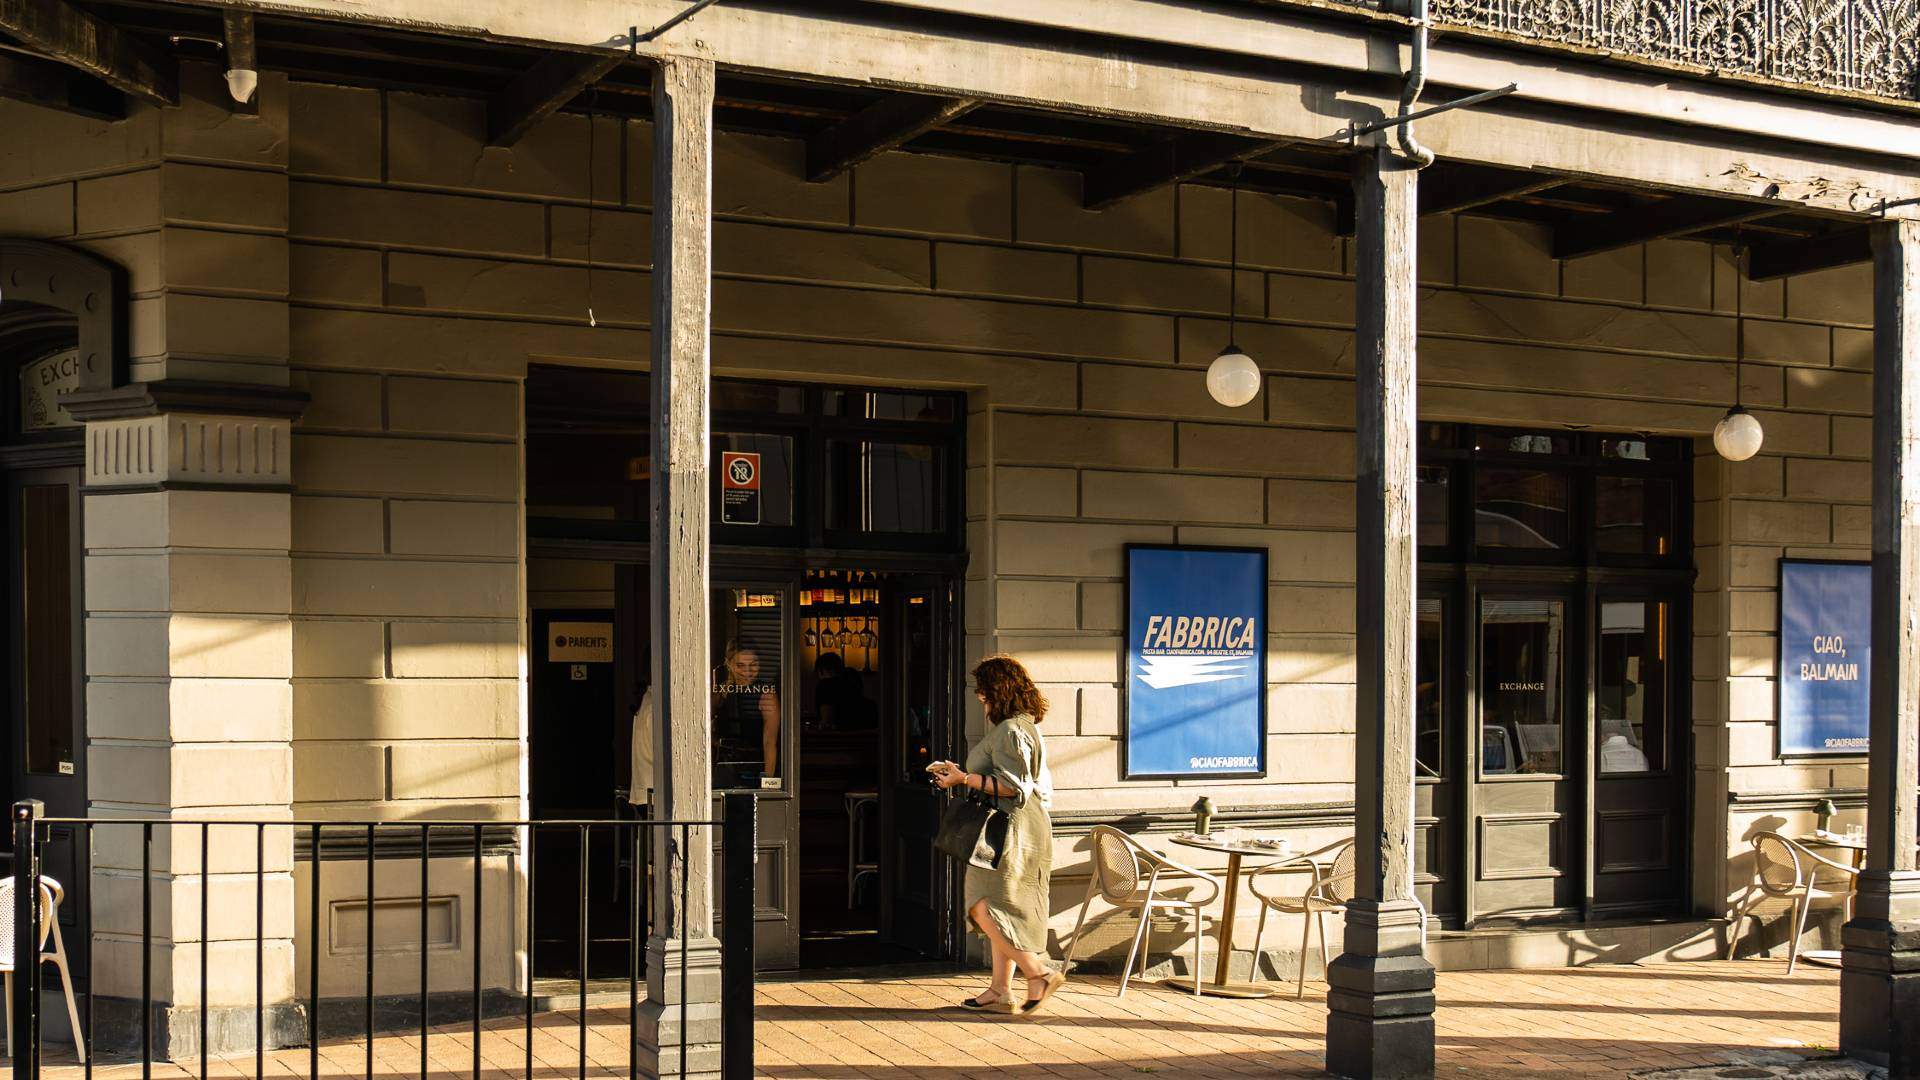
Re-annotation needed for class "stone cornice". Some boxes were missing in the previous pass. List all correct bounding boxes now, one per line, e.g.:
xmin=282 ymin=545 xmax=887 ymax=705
xmin=62 ymin=379 xmax=310 ymax=423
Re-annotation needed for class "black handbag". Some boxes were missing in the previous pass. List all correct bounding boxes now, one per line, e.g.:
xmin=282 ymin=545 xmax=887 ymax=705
xmin=934 ymin=777 xmax=1007 ymax=869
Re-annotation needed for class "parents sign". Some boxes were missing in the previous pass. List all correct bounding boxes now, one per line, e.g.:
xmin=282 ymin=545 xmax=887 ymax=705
xmin=1124 ymin=544 xmax=1268 ymax=779
xmin=1777 ymin=559 xmax=1871 ymax=756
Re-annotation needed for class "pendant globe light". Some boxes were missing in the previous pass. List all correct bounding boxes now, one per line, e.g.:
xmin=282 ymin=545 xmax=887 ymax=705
xmin=1713 ymin=242 xmax=1765 ymax=462
xmin=1207 ymin=168 xmax=1261 ymax=408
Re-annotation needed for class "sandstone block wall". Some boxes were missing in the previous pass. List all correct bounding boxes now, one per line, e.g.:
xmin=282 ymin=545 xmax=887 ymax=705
xmin=0 ymin=70 xmax=1878 ymax=979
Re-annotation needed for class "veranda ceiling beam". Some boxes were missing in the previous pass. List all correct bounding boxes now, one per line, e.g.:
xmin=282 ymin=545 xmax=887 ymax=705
xmin=805 ymin=93 xmax=978 ymax=182
xmin=1083 ymin=131 xmax=1279 ymax=210
xmin=1552 ymin=196 xmax=1782 ymax=260
xmin=1420 ymin=168 xmax=1564 ymax=218
xmin=0 ymin=47 xmax=123 ymax=119
xmin=0 ymin=0 xmax=176 ymax=106
xmin=488 ymin=50 xmax=622 ymax=147
xmin=1745 ymin=228 xmax=1873 ymax=281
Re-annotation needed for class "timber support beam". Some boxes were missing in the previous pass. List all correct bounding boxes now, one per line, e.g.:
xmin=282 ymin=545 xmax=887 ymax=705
xmin=1746 ymin=228 xmax=1873 ymax=281
xmin=488 ymin=49 xmax=622 ymax=147
xmin=806 ymin=93 xmax=977 ymax=182
xmin=1553 ymin=196 xmax=1781 ymax=260
xmin=640 ymin=51 xmax=723 ymax=1080
xmin=0 ymin=48 xmax=122 ymax=119
xmin=1328 ymin=145 xmax=1436 ymax=1080
xmin=0 ymin=0 xmax=176 ymax=106
xmin=1839 ymin=217 xmax=1920 ymax=1076
xmin=1084 ymin=131 xmax=1280 ymax=210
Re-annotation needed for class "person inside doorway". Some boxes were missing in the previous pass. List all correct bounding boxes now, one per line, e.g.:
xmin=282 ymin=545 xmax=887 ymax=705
xmin=629 ymin=682 xmax=655 ymax=809
xmin=714 ymin=640 xmax=780 ymax=788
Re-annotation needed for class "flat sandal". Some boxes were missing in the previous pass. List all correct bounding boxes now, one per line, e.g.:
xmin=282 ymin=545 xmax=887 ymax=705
xmin=960 ymin=988 xmax=1011 ymax=1011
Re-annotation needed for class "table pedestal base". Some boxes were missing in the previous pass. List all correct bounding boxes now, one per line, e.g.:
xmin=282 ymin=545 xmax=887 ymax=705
xmin=1159 ymin=976 xmax=1277 ymax=999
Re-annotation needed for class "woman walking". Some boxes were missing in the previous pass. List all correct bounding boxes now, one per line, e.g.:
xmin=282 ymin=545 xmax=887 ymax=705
xmin=928 ymin=654 xmax=1064 ymax=1015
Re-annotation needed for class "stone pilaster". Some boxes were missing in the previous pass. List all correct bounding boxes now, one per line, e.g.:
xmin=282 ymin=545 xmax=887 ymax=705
xmin=59 ymin=59 xmax=304 ymax=1057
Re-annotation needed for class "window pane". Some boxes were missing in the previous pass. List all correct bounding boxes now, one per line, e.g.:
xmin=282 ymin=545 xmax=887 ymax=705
xmin=714 ymin=380 xmax=803 ymax=415
xmin=1417 ymin=598 xmax=1443 ymax=778
xmin=22 ymin=484 xmax=75 ymax=776
xmin=1475 ymin=468 xmax=1570 ymax=550
xmin=1475 ymin=429 xmax=1572 ymax=456
xmin=713 ymin=588 xmax=785 ymax=790
xmin=825 ymin=390 xmax=957 ymax=423
xmin=1480 ymin=598 xmax=1565 ymax=775
xmin=826 ymin=440 xmax=947 ymax=534
xmin=1596 ymin=476 xmax=1676 ymax=557
xmin=525 ymin=368 xmax=649 ymax=525
xmin=1598 ymin=600 xmax=1668 ymax=774
xmin=712 ymin=433 xmax=796 ymax=528
xmin=1418 ymin=466 xmax=1450 ymax=547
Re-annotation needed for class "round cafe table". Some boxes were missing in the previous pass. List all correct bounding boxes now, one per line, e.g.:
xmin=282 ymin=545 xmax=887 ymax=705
xmin=1160 ymin=832 xmax=1306 ymax=999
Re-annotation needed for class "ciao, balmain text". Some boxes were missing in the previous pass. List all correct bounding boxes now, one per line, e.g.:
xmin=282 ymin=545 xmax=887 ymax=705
xmin=1140 ymin=615 xmax=1259 ymax=652
xmin=1799 ymin=634 xmax=1860 ymax=682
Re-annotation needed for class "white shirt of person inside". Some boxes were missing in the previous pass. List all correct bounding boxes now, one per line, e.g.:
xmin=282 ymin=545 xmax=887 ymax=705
xmin=630 ymin=687 xmax=655 ymax=808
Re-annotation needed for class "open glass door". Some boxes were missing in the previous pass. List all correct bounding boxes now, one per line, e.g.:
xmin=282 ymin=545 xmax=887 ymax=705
xmin=878 ymin=576 xmax=953 ymax=958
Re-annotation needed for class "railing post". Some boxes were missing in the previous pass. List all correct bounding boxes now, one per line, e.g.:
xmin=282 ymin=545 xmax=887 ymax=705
xmin=12 ymin=799 xmax=44 ymax=1077
xmin=721 ymin=793 xmax=756 ymax=1080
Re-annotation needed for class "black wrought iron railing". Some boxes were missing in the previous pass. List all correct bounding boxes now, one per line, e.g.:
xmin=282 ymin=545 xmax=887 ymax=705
xmin=1326 ymin=0 xmax=1919 ymax=100
xmin=5 ymin=795 xmax=756 ymax=1080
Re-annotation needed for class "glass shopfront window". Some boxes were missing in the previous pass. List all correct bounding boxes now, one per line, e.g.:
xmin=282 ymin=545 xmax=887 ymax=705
xmin=527 ymin=367 xmax=965 ymax=551
xmin=1597 ymin=600 xmax=1670 ymax=774
xmin=825 ymin=440 xmax=948 ymax=535
xmin=1416 ymin=597 xmax=1444 ymax=778
xmin=1480 ymin=598 xmax=1566 ymax=776
xmin=1476 ymin=468 xmax=1571 ymax=550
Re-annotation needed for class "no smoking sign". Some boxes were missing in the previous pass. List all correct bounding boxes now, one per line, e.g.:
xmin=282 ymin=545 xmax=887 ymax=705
xmin=721 ymin=450 xmax=762 ymax=525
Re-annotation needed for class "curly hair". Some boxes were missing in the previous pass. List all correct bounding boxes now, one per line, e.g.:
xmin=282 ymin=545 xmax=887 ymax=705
xmin=970 ymin=654 xmax=1048 ymax=724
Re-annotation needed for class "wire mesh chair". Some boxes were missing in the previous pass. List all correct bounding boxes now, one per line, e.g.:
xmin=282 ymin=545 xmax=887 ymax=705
xmin=1725 ymin=830 xmax=1858 ymax=975
xmin=1062 ymin=825 xmax=1221 ymax=998
xmin=0 ymin=876 xmax=86 ymax=1062
xmin=1247 ymin=839 xmax=1361 ymax=998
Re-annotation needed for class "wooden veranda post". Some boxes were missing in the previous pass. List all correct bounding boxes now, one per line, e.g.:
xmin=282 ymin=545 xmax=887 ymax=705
xmin=1840 ymin=217 xmax=1920 ymax=1074
xmin=643 ymin=51 xmax=724 ymax=1080
xmin=1327 ymin=146 xmax=1436 ymax=1080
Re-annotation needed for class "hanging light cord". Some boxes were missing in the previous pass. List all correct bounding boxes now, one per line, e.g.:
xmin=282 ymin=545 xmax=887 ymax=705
xmin=586 ymin=90 xmax=598 ymax=327
xmin=1226 ymin=165 xmax=1240 ymax=346
xmin=1733 ymin=233 xmax=1743 ymax=410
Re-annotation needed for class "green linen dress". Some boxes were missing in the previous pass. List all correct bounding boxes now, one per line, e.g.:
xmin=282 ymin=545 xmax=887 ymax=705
xmin=962 ymin=713 xmax=1053 ymax=953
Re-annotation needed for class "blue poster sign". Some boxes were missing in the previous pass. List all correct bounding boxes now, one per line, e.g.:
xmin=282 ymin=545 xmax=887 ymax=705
xmin=1123 ymin=545 xmax=1267 ymax=779
xmin=1778 ymin=559 xmax=1871 ymax=756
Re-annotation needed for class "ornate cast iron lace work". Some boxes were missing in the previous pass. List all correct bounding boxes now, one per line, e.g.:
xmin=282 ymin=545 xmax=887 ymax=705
xmin=1414 ymin=0 xmax=1918 ymax=98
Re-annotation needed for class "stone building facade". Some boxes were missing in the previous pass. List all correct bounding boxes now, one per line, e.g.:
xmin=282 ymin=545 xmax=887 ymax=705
xmin=0 ymin=0 xmax=1915 ymax=1075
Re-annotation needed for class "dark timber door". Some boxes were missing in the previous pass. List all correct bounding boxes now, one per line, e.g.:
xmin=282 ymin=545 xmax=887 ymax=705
xmin=1470 ymin=587 xmax=1580 ymax=923
xmin=4 ymin=466 xmax=88 ymax=979
xmin=878 ymin=575 xmax=953 ymax=956
xmin=1590 ymin=591 xmax=1686 ymax=916
xmin=528 ymin=607 xmax=625 ymax=976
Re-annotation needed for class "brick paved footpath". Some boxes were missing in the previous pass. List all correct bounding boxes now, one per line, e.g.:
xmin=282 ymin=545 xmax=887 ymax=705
xmin=21 ymin=959 xmax=1841 ymax=1079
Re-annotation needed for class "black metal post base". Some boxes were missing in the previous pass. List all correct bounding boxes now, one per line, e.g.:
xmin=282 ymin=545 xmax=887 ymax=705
xmin=1325 ymin=900 xmax=1435 ymax=1080
xmin=1838 ymin=876 xmax=1920 ymax=1076
xmin=1325 ymin=952 xmax=1436 ymax=1080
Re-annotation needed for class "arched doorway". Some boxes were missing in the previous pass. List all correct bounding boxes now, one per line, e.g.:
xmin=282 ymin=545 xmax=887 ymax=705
xmin=1 ymin=238 xmax=126 ymax=996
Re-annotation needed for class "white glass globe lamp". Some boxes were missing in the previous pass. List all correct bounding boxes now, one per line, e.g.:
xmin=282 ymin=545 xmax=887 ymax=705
xmin=1712 ymin=406 xmax=1764 ymax=462
xmin=1207 ymin=345 xmax=1261 ymax=408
